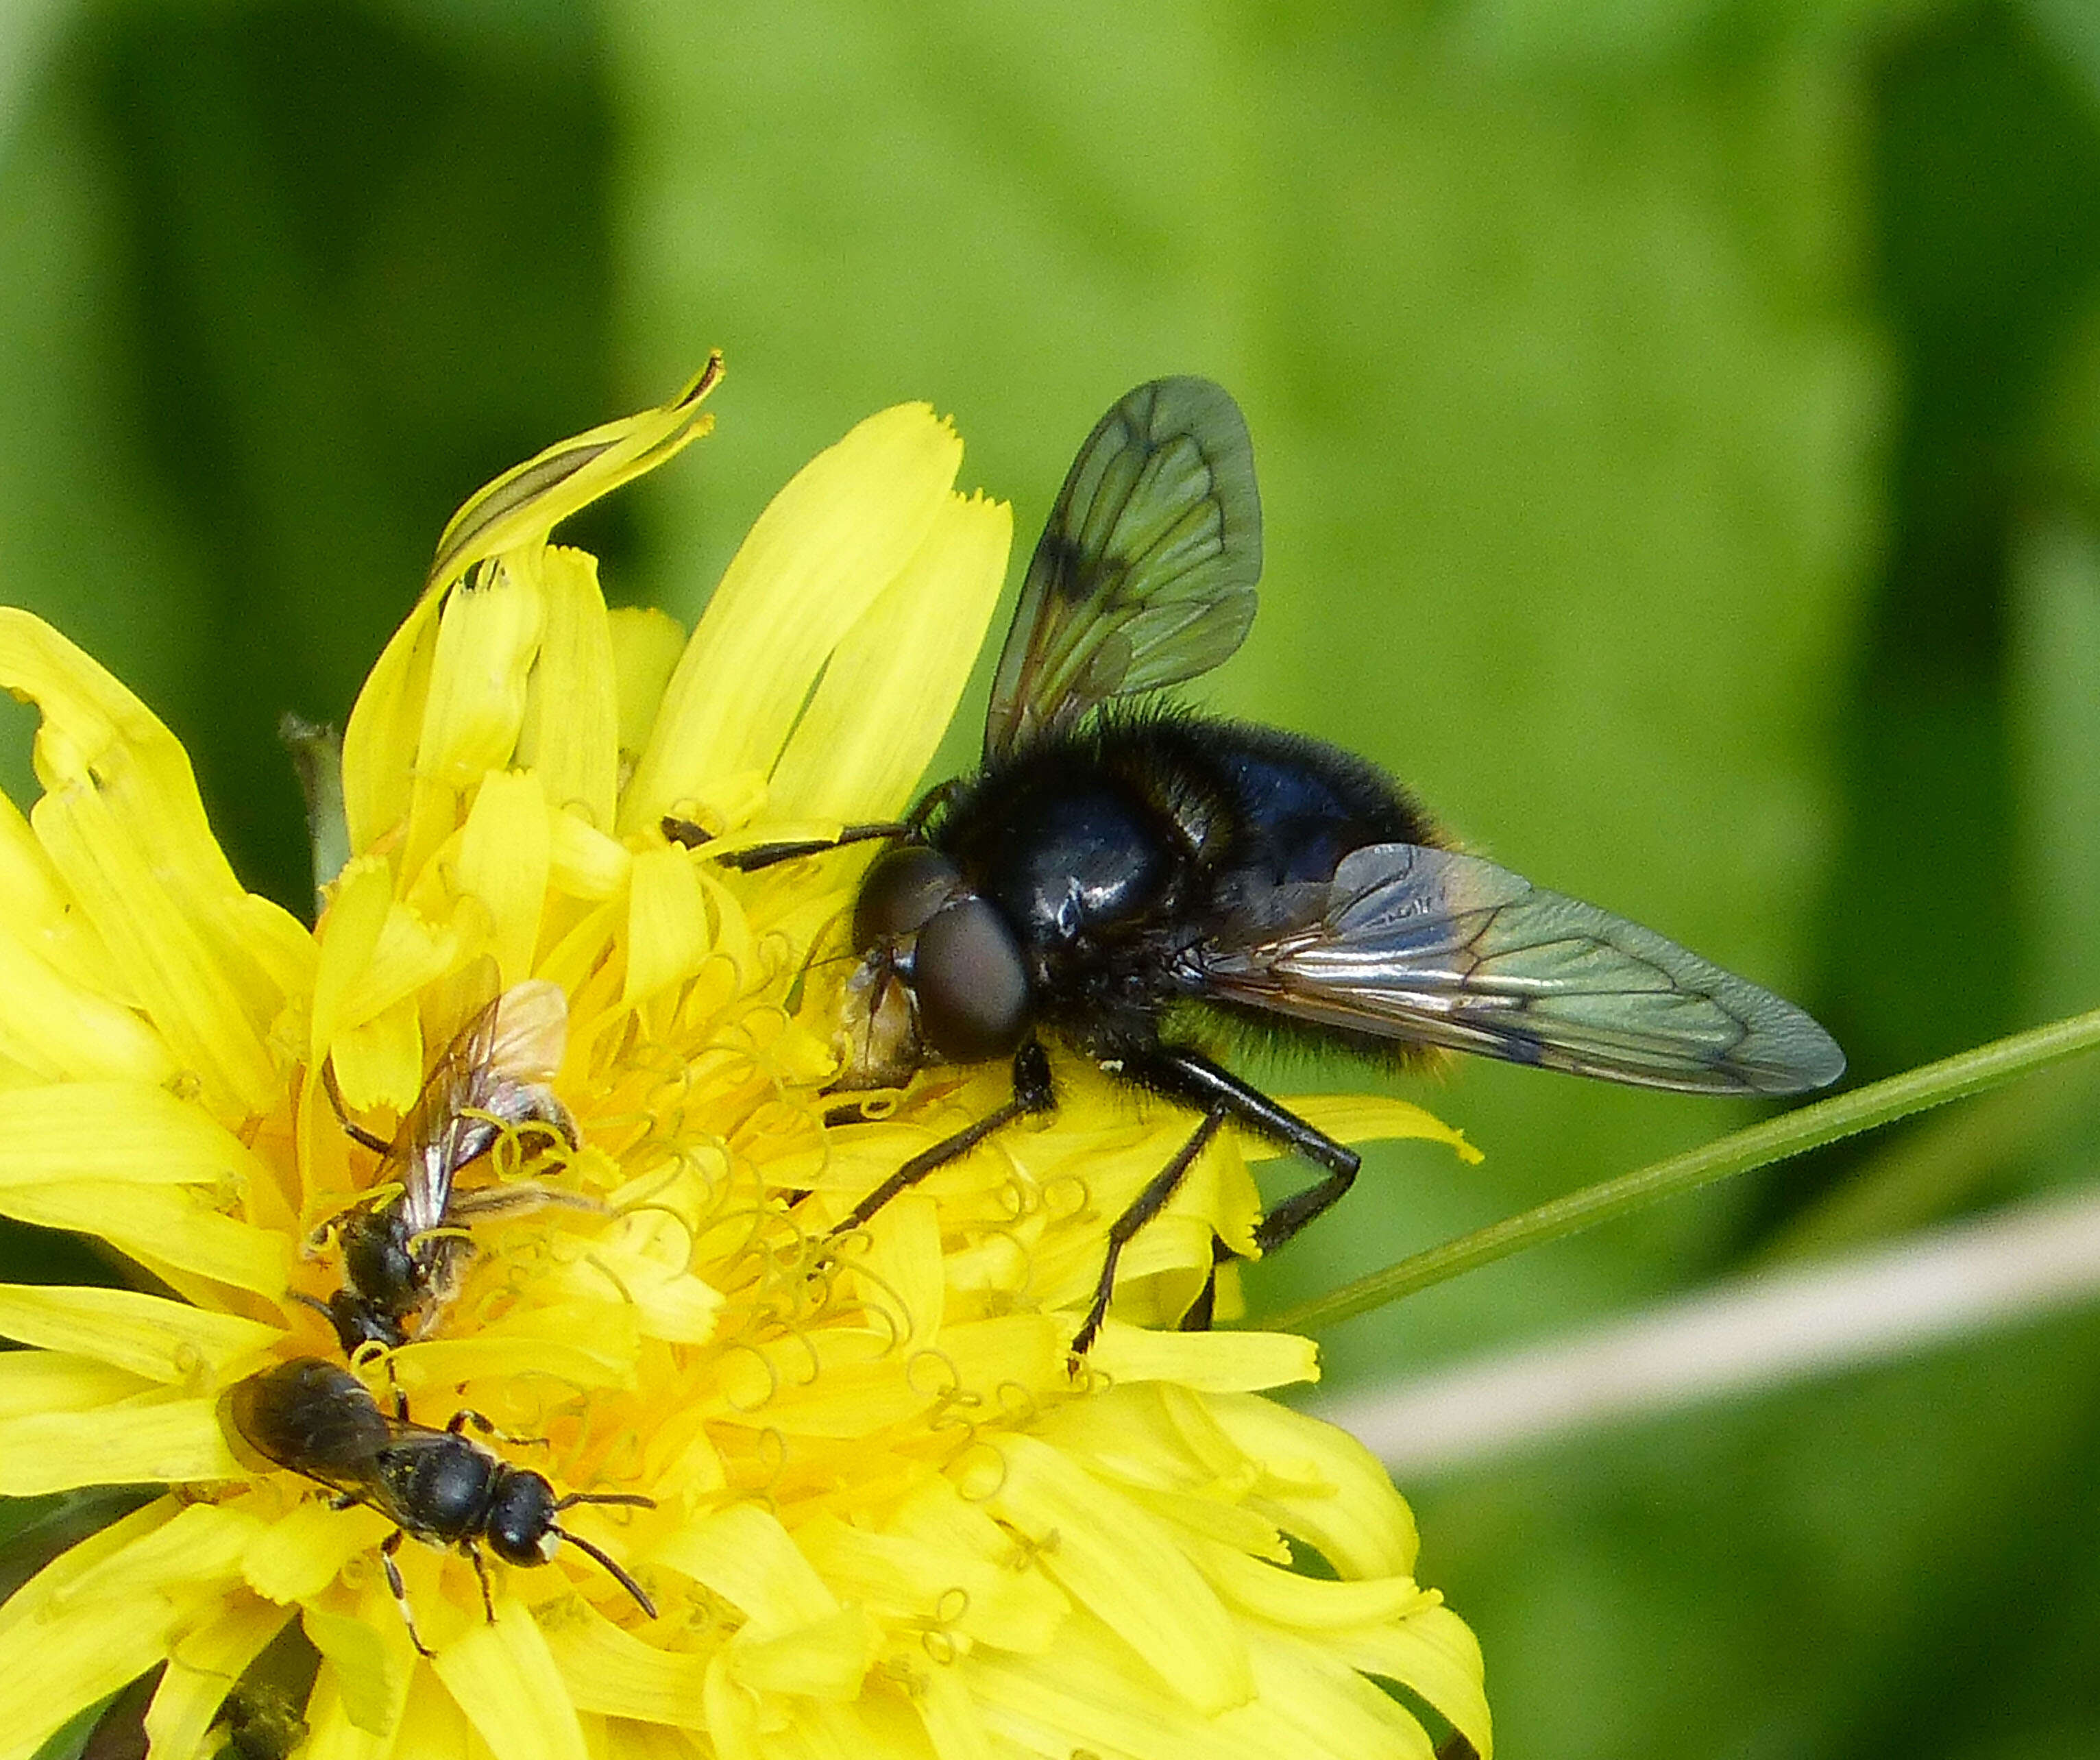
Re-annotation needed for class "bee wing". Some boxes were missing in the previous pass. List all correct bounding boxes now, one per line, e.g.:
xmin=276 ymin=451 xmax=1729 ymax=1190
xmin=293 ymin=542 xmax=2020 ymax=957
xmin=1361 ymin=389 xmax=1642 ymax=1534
xmin=1201 ymin=843 xmax=1844 ymax=1096
xmin=985 ymin=377 xmax=1261 ymax=763
xmin=387 ymin=994 xmax=504 ymax=1234
xmin=484 ymin=979 xmax=568 ymax=1084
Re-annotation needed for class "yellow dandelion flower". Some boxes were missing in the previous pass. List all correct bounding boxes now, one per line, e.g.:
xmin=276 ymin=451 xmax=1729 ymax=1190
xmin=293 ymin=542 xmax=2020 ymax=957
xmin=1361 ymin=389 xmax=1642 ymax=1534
xmin=0 ymin=361 xmax=1490 ymax=1760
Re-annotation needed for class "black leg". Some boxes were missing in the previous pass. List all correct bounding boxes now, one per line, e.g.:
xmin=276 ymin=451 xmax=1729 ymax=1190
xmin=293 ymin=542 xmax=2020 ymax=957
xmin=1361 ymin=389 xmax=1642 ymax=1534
xmin=467 ymin=1543 xmax=496 ymax=1622
xmin=1071 ymin=1105 xmax=1226 ymax=1355
xmin=698 ymin=820 xmax=908 ymax=872
xmin=1177 ymin=1238 xmax=1233 ymax=1333
xmin=319 ymin=1060 xmax=393 ymax=1156
xmin=1117 ymin=1046 xmax=1360 ymax=1255
xmin=833 ymin=1040 xmax=1054 ymax=1234
xmin=380 ymin=1530 xmax=432 ymax=1658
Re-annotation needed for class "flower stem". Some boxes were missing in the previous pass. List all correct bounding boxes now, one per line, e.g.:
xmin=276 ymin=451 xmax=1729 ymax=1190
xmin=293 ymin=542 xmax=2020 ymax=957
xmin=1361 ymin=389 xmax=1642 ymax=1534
xmin=1261 ymin=1003 xmax=2100 ymax=1336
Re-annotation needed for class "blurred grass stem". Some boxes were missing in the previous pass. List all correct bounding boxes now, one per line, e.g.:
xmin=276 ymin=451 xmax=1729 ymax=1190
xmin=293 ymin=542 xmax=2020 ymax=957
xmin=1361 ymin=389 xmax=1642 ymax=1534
xmin=1264 ymin=1002 xmax=2100 ymax=1335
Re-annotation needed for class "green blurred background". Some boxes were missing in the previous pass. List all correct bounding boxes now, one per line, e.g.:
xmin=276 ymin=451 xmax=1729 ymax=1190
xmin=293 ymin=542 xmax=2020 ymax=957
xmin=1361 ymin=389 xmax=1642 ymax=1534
xmin=5 ymin=0 xmax=2100 ymax=1753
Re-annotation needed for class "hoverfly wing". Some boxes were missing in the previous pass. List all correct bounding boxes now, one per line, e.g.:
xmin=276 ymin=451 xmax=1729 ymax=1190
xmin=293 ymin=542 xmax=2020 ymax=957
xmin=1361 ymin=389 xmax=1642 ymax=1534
xmin=1203 ymin=843 xmax=1844 ymax=1096
xmin=985 ymin=377 xmax=1261 ymax=762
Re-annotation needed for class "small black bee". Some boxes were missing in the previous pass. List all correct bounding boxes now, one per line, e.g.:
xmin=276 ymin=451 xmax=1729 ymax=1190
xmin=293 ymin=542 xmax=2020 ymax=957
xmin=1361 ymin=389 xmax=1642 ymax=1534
xmin=687 ymin=378 xmax=1844 ymax=1352
xmin=312 ymin=978 xmax=579 ymax=1354
xmin=221 ymin=1356 xmax=655 ymax=1657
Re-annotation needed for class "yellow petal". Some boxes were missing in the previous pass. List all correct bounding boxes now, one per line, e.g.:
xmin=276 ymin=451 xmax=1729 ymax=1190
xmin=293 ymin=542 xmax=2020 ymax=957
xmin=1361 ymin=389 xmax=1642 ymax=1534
xmin=457 ymin=770 xmax=553 ymax=989
xmin=544 ymin=1600 xmax=709 ymax=1726
xmin=1084 ymin=1323 xmax=1319 ymax=1393
xmin=305 ymin=1599 xmax=415 ymax=1739
xmin=796 ymin=1514 xmax=1066 ymax=1655
xmin=1260 ymin=1095 xmax=1482 ymax=1166
xmin=620 ymin=402 xmax=965 ymax=833
xmin=141 ymin=1591 xmax=291 ymax=1760
xmin=0 ymin=1396 xmax=238 ymax=1493
xmin=426 ymin=360 xmax=720 ymax=596
xmin=1193 ymin=1542 xmax=1434 ymax=1630
xmin=622 ymin=846 xmax=711 ymax=1005
xmin=0 ymin=1349 xmax=152 ymax=1417
xmin=606 ymin=607 xmax=687 ymax=776
xmin=0 ymin=917 xmax=172 ymax=1084
xmin=0 ymin=1181 xmax=287 ymax=1296
xmin=914 ymin=1656 xmax=999 ymax=1760
xmin=1328 ymin=1604 xmax=1493 ymax=1759
xmin=341 ymin=589 xmax=441 ymax=855
xmin=243 ymin=1499 xmax=393 ymax=1606
xmin=967 ymin=1432 xmax=1252 ymax=1715
xmin=653 ymin=1504 xmax=838 ymax=1637
xmin=0 ymin=612 xmax=309 ymax=1119
xmin=330 ymin=990 xmax=424 ymax=1115
xmin=1202 ymin=1391 xmax=1420 ymax=1580
xmin=52 ymin=1500 xmax=261 ymax=1604
xmin=401 ymin=558 xmax=546 ymax=879
xmin=432 ymin=1598 xmax=588 ymax=1760
xmin=0 ymin=1080 xmax=272 ymax=1190
xmin=1226 ymin=1624 xmax=1439 ymax=1760
xmin=546 ymin=808 xmax=633 ymax=904
xmin=393 ymin=1300 xmax=640 ymax=1394
xmin=727 ymin=1604 xmax=880 ymax=1700
xmin=0 ymin=787 xmax=131 ymax=1001
xmin=966 ymin=1618 xmax=1271 ymax=1760
xmin=0 ymin=1588 xmax=178 ymax=1760
xmin=520 ymin=546 xmax=620 ymax=832
xmin=766 ymin=489 xmax=1011 ymax=820
xmin=0 ymin=1284 xmax=279 ymax=1385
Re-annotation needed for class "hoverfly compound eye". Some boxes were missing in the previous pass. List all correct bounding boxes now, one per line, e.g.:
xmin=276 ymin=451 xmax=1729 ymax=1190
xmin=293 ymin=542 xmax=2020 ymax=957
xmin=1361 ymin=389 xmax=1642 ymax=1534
xmin=853 ymin=845 xmax=964 ymax=948
xmin=914 ymin=896 xmax=1031 ymax=1062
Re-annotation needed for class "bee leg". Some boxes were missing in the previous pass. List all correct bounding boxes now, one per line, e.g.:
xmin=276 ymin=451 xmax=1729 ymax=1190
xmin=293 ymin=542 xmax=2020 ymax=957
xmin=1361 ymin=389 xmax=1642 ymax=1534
xmin=380 ymin=1530 xmax=434 ymax=1658
xmin=834 ymin=1040 xmax=1055 ymax=1234
xmin=1070 ymin=1105 xmax=1228 ymax=1356
xmin=445 ymin=1406 xmax=550 ymax=1452
xmin=467 ymin=1543 xmax=497 ymax=1624
xmin=319 ymin=1058 xmax=393 ymax=1156
xmin=1114 ymin=1047 xmax=1361 ymax=1256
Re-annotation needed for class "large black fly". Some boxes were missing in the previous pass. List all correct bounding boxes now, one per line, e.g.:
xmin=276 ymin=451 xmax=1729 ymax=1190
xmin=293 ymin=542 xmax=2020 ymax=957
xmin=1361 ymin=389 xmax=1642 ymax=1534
xmin=677 ymin=378 xmax=1844 ymax=1352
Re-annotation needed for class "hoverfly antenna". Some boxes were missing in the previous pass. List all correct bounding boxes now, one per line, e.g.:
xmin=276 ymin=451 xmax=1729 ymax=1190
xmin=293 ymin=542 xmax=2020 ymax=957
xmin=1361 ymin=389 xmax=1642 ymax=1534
xmin=551 ymin=1524 xmax=658 ymax=1618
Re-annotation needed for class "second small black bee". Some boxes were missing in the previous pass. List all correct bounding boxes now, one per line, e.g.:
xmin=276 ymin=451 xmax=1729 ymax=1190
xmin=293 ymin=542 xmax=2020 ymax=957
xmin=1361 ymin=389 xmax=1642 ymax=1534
xmin=313 ymin=977 xmax=578 ymax=1354
xmin=695 ymin=377 xmax=1844 ymax=1350
xmin=222 ymin=1356 xmax=654 ymax=1656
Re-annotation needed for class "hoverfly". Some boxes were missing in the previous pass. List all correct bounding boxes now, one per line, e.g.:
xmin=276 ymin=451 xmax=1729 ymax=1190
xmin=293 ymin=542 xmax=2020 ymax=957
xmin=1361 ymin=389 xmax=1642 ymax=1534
xmin=683 ymin=378 xmax=1844 ymax=1352
xmin=221 ymin=1356 xmax=655 ymax=1657
xmin=313 ymin=977 xmax=579 ymax=1354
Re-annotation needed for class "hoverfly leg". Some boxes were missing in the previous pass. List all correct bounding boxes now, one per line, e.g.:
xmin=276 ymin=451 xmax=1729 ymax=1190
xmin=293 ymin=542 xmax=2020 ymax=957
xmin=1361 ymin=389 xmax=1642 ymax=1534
xmin=1123 ymin=1046 xmax=1360 ymax=1256
xmin=379 ymin=1529 xmax=434 ymax=1658
xmin=1177 ymin=1237 xmax=1235 ymax=1334
xmin=1070 ymin=1103 xmax=1228 ymax=1356
xmin=835 ymin=1040 xmax=1054 ymax=1234
xmin=692 ymin=820 xmax=909 ymax=873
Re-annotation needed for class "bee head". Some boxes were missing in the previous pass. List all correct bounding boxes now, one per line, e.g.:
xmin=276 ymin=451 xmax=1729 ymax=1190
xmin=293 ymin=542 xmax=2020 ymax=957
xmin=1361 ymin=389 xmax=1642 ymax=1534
xmin=485 ymin=1467 xmax=561 ymax=1566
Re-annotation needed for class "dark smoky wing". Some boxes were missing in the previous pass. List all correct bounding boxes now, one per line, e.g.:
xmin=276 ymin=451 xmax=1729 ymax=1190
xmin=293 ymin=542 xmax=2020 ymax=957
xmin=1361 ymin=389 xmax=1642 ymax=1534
xmin=387 ymin=994 xmax=504 ymax=1236
xmin=222 ymin=1358 xmax=391 ymax=1488
xmin=984 ymin=377 xmax=1261 ymax=763
xmin=1201 ymin=843 xmax=1845 ymax=1096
